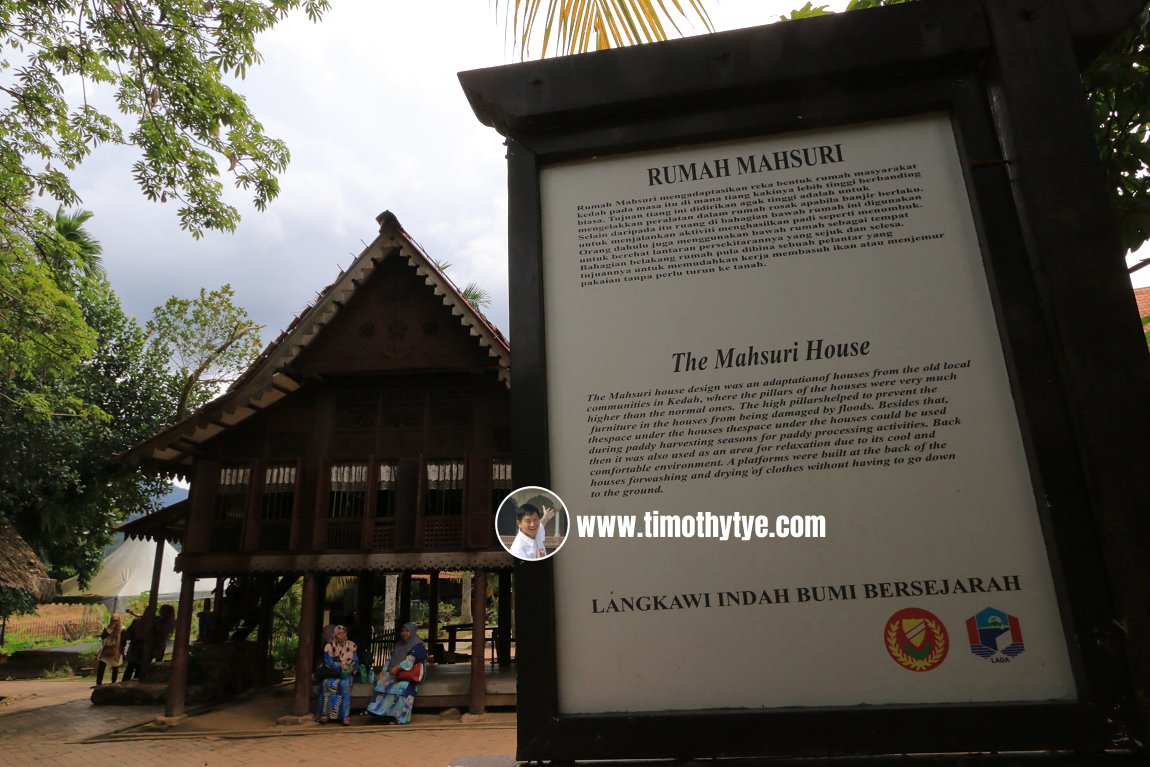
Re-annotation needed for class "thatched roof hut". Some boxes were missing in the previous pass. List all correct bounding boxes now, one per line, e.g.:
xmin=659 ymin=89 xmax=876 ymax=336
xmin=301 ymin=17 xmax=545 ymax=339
xmin=0 ymin=521 xmax=56 ymax=602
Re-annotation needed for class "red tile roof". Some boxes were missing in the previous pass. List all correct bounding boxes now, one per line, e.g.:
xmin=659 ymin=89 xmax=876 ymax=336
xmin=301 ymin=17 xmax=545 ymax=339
xmin=1135 ymin=286 xmax=1150 ymax=319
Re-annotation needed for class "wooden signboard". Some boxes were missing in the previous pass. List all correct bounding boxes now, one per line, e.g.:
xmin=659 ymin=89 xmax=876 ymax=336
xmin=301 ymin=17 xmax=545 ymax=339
xmin=460 ymin=0 xmax=1150 ymax=761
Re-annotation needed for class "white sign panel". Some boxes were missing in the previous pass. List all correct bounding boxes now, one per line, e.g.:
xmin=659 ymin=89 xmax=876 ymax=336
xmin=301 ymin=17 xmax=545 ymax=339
xmin=539 ymin=113 xmax=1076 ymax=713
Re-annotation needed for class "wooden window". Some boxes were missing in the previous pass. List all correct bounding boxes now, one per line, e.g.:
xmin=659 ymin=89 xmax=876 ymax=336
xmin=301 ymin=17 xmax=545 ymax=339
xmin=376 ymin=461 xmax=398 ymax=518
xmin=261 ymin=464 xmax=296 ymax=520
xmin=373 ymin=461 xmax=399 ymax=549
xmin=216 ymin=466 xmax=251 ymax=516
xmin=492 ymin=458 xmax=513 ymax=512
xmin=259 ymin=463 xmax=295 ymax=551
xmin=212 ymin=465 xmax=250 ymax=551
xmin=328 ymin=462 xmax=368 ymax=549
xmin=329 ymin=462 xmax=368 ymax=519
xmin=426 ymin=460 xmax=464 ymax=516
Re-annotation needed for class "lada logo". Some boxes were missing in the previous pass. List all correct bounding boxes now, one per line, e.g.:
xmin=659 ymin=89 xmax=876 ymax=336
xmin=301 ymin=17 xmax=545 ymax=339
xmin=966 ymin=606 xmax=1025 ymax=662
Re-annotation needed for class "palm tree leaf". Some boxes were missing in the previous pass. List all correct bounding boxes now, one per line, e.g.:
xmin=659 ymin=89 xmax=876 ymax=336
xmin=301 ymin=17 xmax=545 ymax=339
xmin=614 ymin=0 xmax=656 ymax=43
xmin=602 ymin=2 xmax=638 ymax=48
xmin=498 ymin=0 xmax=712 ymax=59
xmin=462 ymin=282 xmax=492 ymax=309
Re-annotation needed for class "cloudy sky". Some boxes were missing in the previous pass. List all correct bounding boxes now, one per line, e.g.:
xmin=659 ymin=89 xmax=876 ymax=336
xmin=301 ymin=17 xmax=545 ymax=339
xmin=67 ymin=1 xmax=1149 ymax=343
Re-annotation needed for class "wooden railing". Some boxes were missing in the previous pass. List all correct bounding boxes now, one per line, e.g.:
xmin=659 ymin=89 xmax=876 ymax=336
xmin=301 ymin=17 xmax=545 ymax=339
xmin=363 ymin=624 xmax=514 ymax=669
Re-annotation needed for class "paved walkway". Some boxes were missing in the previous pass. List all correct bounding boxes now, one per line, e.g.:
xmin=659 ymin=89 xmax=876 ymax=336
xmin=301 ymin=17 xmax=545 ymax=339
xmin=0 ymin=678 xmax=517 ymax=766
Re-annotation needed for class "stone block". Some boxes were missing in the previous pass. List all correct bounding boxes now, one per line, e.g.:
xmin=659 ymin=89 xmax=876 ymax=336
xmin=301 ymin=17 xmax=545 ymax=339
xmin=153 ymin=714 xmax=187 ymax=729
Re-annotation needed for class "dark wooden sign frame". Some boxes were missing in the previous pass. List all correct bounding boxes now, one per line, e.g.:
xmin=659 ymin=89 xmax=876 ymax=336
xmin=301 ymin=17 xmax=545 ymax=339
xmin=460 ymin=0 xmax=1150 ymax=761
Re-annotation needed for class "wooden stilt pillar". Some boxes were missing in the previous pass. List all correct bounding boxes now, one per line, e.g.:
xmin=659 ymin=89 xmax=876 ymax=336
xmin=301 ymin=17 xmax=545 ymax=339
xmin=315 ymin=575 xmax=330 ymax=640
xmin=398 ymin=572 xmax=412 ymax=628
xmin=461 ymin=573 xmax=473 ymax=623
xmin=140 ymin=536 xmax=165 ymax=673
xmin=164 ymin=572 xmax=196 ymax=718
xmin=255 ymin=576 xmax=275 ymax=686
xmin=497 ymin=570 xmax=512 ymax=667
xmin=382 ymin=573 xmax=396 ymax=626
xmin=468 ymin=569 xmax=487 ymax=714
xmin=212 ymin=578 xmax=225 ymax=642
xmin=428 ymin=571 xmax=440 ymax=661
xmin=356 ymin=573 xmax=374 ymax=668
xmin=292 ymin=573 xmax=319 ymax=717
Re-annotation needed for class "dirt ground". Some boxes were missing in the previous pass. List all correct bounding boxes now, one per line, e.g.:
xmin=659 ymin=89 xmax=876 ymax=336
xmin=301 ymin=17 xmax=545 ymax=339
xmin=0 ymin=676 xmax=518 ymax=766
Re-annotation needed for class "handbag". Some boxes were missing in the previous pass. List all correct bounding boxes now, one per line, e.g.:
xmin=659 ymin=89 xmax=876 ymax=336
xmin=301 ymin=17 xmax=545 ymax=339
xmin=395 ymin=660 xmax=425 ymax=683
xmin=314 ymin=662 xmax=341 ymax=682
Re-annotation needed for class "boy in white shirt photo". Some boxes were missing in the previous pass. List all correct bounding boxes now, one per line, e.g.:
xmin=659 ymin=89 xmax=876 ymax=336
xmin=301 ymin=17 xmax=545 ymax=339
xmin=510 ymin=503 xmax=547 ymax=560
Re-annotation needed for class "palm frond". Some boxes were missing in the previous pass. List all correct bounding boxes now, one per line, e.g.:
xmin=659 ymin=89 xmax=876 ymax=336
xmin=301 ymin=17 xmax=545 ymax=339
xmin=462 ymin=282 xmax=492 ymax=309
xmin=497 ymin=0 xmax=712 ymax=59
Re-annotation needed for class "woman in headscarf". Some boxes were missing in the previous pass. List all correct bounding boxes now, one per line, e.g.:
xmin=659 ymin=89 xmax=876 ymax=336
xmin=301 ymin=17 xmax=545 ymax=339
xmin=315 ymin=624 xmax=359 ymax=725
xmin=366 ymin=622 xmax=427 ymax=724
xmin=95 ymin=614 xmax=125 ymax=685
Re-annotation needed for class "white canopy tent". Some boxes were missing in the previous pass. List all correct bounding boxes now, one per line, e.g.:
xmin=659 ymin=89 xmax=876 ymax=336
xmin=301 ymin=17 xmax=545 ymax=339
xmin=59 ymin=537 xmax=213 ymax=611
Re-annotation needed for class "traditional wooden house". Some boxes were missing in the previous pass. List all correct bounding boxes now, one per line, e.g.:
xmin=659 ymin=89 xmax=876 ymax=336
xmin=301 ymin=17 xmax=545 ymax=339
xmin=119 ymin=212 xmax=514 ymax=718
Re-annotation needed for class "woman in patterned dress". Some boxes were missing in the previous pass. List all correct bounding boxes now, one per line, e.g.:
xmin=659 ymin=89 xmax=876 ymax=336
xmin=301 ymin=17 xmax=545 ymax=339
xmin=366 ymin=622 xmax=427 ymax=724
xmin=316 ymin=624 xmax=358 ymax=725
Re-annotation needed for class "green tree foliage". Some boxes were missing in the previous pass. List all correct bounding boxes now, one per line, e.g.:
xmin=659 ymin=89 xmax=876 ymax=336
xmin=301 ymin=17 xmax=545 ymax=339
xmin=0 ymin=0 xmax=329 ymax=242
xmin=1 ymin=206 xmax=180 ymax=586
xmin=146 ymin=284 xmax=263 ymax=420
xmin=37 ymin=207 xmax=103 ymax=281
xmin=1 ymin=0 xmax=326 ymax=421
xmin=2 ymin=213 xmax=262 ymax=585
xmin=0 ymin=3 xmax=316 ymax=585
xmin=1084 ymin=4 xmax=1150 ymax=253
xmin=0 ymin=270 xmax=176 ymax=585
xmin=0 ymin=587 xmax=37 ymax=621
xmin=0 ymin=211 xmax=98 ymax=420
xmin=270 ymin=579 xmax=300 ymax=667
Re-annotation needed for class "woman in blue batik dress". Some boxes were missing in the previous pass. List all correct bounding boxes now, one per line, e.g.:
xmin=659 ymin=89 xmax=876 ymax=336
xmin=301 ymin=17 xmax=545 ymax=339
xmin=366 ymin=622 xmax=427 ymax=724
xmin=316 ymin=624 xmax=358 ymax=725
